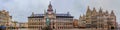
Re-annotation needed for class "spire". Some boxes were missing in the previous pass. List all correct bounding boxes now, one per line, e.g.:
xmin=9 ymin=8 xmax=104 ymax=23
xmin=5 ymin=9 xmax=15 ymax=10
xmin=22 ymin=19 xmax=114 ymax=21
xmin=67 ymin=12 xmax=70 ymax=16
xmin=86 ymin=6 xmax=91 ymax=16
xmin=86 ymin=6 xmax=91 ymax=13
xmin=49 ymin=1 xmax=52 ymax=8
xmin=99 ymin=7 xmax=102 ymax=13
xmin=111 ymin=10 xmax=115 ymax=16
xmin=80 ymin=15 xmax=82 ymax=18
xmin=44 ymin=10 xmax=46 ymax=14
xmin=104 ymin=10 xmax=109 ymax=16
xmin=87 ymin=6 xmax=90 ymax=12
xmin=92 ymin=7 xmax=97 ymax=15
xmin=47 ymin=1 xmax=53 ymax=12
xmin=32 ymin=12 xmax=34 ymax=16
xmin=55 ymin=9 xmax=56 ymax=13
xmin=67 ymin=12 xmax=69 ymax=14
xmin=105 ymin=10 xmax=108 ymax=14
xmin=93 ymin=7 xmax=96 ymax=13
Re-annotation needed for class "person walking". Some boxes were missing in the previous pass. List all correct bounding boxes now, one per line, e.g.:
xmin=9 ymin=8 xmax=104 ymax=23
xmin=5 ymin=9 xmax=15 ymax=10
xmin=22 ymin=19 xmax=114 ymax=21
xmin=0 ymin=25 xmax=6 ymax=30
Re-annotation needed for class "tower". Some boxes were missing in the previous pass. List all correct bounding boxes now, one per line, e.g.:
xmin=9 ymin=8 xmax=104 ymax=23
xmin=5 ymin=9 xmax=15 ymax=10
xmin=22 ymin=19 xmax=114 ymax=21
xmin=86 ymin=6 xmax=91 ymax=17
xmin=46 ymin=1 xmax=55 ymax=18
xmin=92 ymin=7 xmax=97 ymax=16
xmin=32 ymin=12 xmax=34 ymax=16
xmin=99 ymin=7 xmax=103 ymax=14
xmin=105 ymin=10 xmax=108 ymax=14
xmin=44 ymin=1 xmax=56 ymax=29
xmin=110 ymin=10 xmax=115 ymax=16
xmin=47 ymin=1 xmax=53 ymax=12
xmin=110 ymin=10 xmax=116 ymax=29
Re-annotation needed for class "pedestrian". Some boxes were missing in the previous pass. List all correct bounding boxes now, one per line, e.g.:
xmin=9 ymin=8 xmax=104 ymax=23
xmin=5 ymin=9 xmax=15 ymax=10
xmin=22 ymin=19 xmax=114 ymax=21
xmin=0 ymin=25 xmax=2 ymax=30
xmin=0 ymin=25 xmax=6 ymax=30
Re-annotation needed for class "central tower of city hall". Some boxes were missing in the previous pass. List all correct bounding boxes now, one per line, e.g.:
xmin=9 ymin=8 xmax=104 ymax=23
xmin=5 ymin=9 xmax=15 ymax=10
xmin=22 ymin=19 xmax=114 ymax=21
xmin=28 ymin=2 xmax=74 ymax=30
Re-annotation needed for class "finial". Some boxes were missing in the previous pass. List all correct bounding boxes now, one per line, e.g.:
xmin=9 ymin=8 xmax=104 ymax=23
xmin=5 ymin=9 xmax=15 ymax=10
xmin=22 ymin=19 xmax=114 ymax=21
xmin=67 ymin=12 xmax=70 ymax=14
xmin=105 ymin=10 xmax=108 ymax=14
xmin=32 ymin=12 xmax=34 ymax=14
xmin=87 ymin=6 xmax=90 ymax=9
xmin=86 ymin=6 xmax=91 ymax=13
xmin=93 ymin=7 xmax=95 ymax=10
xmin=111 ymin=10 xmax=115 ymax=15
xmin=93 ymin=7 xmax=96 ymax=11
xmin=87 ymin=6 xmax=90 ymax=11
xmin=55 ymin=9 xmax=56 ymax=13
xmin=100 ymin=7 xmax=102 ymax=10
xmin=32 ymin=12 xmax=34 ymax=16
xmin=49 ymin=1 xmax=51 ymax=4
xmin=110 ymin=10 xmax=115 ymax=16
xmin=47 ymin=1 xmax=53 ymax=12
xmin=99 ymin=7 xmax=102 ymax=13
xmin=48 ymin=1 xmax=52 ymax=7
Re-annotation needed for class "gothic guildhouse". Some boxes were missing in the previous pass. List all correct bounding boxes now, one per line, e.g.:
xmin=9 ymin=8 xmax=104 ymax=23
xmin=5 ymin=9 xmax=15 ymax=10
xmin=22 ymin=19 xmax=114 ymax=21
xmin=28 ymin=2 xmax=74 ymax=30
xmin=0 ymin=10 xmax=12 ymax=28
xmin=79 ymin=6 xmax=117 ymax=30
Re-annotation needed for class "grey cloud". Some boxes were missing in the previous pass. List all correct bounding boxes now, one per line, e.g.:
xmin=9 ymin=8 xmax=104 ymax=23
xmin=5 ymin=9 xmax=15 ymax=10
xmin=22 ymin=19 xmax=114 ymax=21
xmin=0 ymin=0 xmax=120 ymax=23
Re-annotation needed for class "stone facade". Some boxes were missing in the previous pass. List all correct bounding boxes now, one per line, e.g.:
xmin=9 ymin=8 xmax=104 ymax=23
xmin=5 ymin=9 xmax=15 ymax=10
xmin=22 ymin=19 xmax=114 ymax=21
xmin=28 ymin=2 xmax=74 ymax=30
xmin=79 ymin=6 xmax=117 ymax=30
xmin=0 ymin=10 xmax=11 ymax=27
xmin=19 ymin=23 xmax=28 ymax=28
xmin=73 ymin=19 xmax=78 ymax=28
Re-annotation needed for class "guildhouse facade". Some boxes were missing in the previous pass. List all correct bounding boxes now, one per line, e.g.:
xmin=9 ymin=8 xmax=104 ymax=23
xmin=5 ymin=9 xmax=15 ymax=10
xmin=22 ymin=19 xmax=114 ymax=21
xmin=0 ymin=10 xmax=12 ymax=27
xmin=79 ymin=6 xmax=117 ymax=30
xmin=28 ymin=3 xmax=74 ymax=29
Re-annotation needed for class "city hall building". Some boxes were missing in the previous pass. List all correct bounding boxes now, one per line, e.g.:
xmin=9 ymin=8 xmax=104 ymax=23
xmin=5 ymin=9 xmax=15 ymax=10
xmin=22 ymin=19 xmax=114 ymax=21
xmin=28 ymin=3 xmax=74 ymax=29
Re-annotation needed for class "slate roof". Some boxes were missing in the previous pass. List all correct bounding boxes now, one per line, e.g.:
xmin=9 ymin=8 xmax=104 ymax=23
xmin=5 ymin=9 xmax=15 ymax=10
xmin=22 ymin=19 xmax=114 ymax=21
xmin=28 ymin=13 xmax=73 ymax=18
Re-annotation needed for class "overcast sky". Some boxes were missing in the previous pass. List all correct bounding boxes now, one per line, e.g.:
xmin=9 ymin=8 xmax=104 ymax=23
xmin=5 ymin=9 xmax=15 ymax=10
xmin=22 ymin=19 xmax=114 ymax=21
xmin=0 ymin=0 xmax=120 ymax=24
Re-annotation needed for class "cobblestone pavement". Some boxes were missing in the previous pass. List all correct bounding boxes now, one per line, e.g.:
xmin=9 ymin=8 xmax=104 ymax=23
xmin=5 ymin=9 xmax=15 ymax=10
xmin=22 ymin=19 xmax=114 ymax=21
xmin=55 ymin=28 xmax=107 ymax=30
xmin=7 ymin=28 xmax=88 ymax=30
xmin=8 ymin=28 xmax=90 ymax=30
xmin=7 ymin=28 xmax=118 ymax=30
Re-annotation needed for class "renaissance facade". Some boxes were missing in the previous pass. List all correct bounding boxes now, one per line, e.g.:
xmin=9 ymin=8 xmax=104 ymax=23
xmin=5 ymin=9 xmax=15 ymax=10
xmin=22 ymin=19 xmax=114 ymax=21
xmin=79 ymin=6 xmax=117 ymax=30
xmin=0 ymin=10 xmax=12 ymax=27
xmin=28 ymin=3 xmax=74 ymax=29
